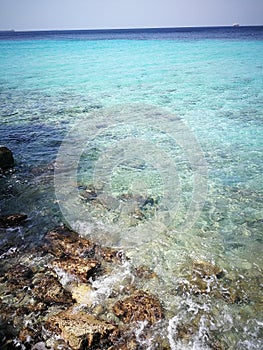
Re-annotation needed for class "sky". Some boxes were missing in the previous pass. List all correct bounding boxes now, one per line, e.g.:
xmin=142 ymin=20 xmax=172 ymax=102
xmin=0 ymin=0 xmax=262 ymax=31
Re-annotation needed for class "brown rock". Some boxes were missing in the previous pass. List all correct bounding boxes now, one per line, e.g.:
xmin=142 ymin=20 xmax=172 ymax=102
xmin=2 ymin=264 xmax=33 ymax=292
xmin=182 ymin=276 xmax=211 ymax=295
xmin=178 ymin=260 xmax=252 ymax=305
xmin=99 ymin=246 xmax=125 ymax=263
xmin=46 ymin=307 xmax=116 ymax=350
xmin=71 ymin=283 xmax=93 ymax=305
xmin=44 ymin=226 xmax=96 ymax=258
xmin=32 ymin=273 xmax=73 ymax=305
xmin=176 ymin=322 xmax=197 ymax=341
xmin=177 ymin=260 xmax=224 ymax=296
xmin=134 ymin=265 xmax=157 ymax=280
xmin=19 ymin=327 xmax=38 ymax=343
xmin=0 ymin=146 xmax=14 ymax=169
xmin=113 ymin=290 xmax=164 ymax=324
xmin=44 ymin=226 xmax=124 ymax=265
xmin=0 ymin=214 xmax=27 ymax=227
xmin=109 ymin=338 xmax=138 ymax=350
xmin=26 ymin=301 xmax=47 ymax=313
xmin=220 ymin=279 xmax=250 ymax=304
xmin=51 ymin=256 xmax=101 ymax=282
xmin=192 ymin=260 xmax=223 ymax=279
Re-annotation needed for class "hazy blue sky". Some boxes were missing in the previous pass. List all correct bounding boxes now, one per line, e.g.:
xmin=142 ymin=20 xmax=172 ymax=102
xmin=0 ymin=0 xmax=262 ymax=31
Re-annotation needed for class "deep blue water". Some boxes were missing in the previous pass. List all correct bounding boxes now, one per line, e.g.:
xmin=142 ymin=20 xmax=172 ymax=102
xmin=1 ymin=25 xmax=263 ymax=41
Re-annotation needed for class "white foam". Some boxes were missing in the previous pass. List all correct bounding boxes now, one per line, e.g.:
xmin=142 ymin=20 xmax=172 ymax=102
xmin=89 ymin=261 xmax=133 ymax=304
xmin=52 ymin=266 xmax=78 ymax=287
xmin=167 ymin=297 xmax=213 ymax=350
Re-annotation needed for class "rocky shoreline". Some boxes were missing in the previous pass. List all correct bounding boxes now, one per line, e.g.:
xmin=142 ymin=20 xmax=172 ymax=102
xmin=0 ymin=147 xmax=167 ymax=349
xmin=1 ymin=221 xmax=258 ymax=349
xmin=1 ymin=147 xmax=262 ymax=349
xmin=0 ymin=225 xmax=166 ymax=350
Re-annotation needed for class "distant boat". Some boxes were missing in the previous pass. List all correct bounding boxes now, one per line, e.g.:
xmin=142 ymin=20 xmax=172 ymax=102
xmin=232 ymin=23 xmax=240 ymax=27
xmin=0 ymin=29 xmax=15 ymax=33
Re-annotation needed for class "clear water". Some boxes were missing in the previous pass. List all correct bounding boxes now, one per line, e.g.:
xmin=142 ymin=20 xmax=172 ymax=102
xmin=0 ymin=27 xmax=263 ymax=349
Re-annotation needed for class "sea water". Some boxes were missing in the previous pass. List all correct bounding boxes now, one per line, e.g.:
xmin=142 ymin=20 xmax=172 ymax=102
xmin=0 ymin=27 xmax=262 ymax=348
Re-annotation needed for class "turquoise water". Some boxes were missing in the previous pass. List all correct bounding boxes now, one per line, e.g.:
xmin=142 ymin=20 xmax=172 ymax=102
xmin=0 ymin=28 xmax=263 ymax=348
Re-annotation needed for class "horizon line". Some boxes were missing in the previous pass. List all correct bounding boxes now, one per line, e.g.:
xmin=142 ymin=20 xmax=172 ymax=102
xmin=1 ymin=23 xmax=263 ymax=33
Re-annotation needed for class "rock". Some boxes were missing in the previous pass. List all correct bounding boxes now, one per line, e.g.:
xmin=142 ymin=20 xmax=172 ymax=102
xmin=0 ymin=146 xmax=14 ymax=169
xmin=99 ymin=247 xmax=125 ymax=263
xmin=175 ymin=322 xmax=197 ymax=341
xmin=109 ymin=336 xmax=138 ymax=350
xmin=2 ymin=264 xmax=33 ymax=292
xmin=134 ymin=265 xmax=157 ymax=280
xmin=71 ymin=283 xmax=93 ymax=305
xmin=32 ymin=272 xmax=73 ymax=305
xmin=51 ymin=256 xmax=101 ymax=282
xmin=113 ymin=290 xmax=164 ymax=324
xmin=44 ymin=226 xmax=123 ymax=264
xmin=178 ymin=260 xmax=251 ymax=305
xmin=96 ymin=193 xmax=120 ymax=210
xmin=46 ymin=307 xmax=116 ymax=350
xmin=19 ymin=327 xmax=38 ymax=343
xmin=192 ymin=260 xmax=223 ymax=279
xmin=0 ymin=214 xmax=27 ymax=227
xmin=183 ymin=276 xmax=211 ymax=295
xmin=178 ymin=261 xmax=223 ymax=296
xmin=131 ymin=207 xmax=145 ymax=221
xmin=44 ymin=226 xmax=96 ymax=258
xmin=79 ymin=186 xmax=97 ymax=201
xmin=0 ymin=312 xmax=19 ymax=347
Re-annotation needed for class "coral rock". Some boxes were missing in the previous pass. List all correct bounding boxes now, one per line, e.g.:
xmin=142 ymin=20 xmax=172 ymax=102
xmin=44 ymin=226 xmax=123 ymax=264
xmin=19 ymin=327 xmax=38 ymax=343
xmin=44 ymin=226 xmax=96 ymax=258
xmin=192 ymin=260 xmax=223 ymax=278
xmin=71 ymin=283 xmax=93 ymax=305
xmin=32 ymin=273 xmax=73 ymax=305
xmin=134 ymin=265 xmax=157 ymax=280
xmin=113 ymin=290 xmax=164 ymax=324
xmin=51 ymin=256 xmax=101 ymax=282
xmin=46 ymin=307 xmax=116 ymax=350
xmin=2 ymin=264 xmax=33 ymax=291
xmin=99 ymin=246 xmax=124 ymax=263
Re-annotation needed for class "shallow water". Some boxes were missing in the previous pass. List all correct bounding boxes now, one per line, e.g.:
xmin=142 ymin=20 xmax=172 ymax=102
xmin=0 ymin=27 xmax=263 ymax=348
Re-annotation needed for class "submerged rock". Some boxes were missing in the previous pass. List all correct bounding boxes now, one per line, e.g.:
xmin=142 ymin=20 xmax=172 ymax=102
xmin=134 ymin=265 xmax=158 ymax=280
xmin=0 ymin=214 xmax=27 ymax=227
xmin=0 ymin=146 xmax=14 ymax=169
xmin=46 ymin=307 xmax=117 ymax=350
xmin=178 ymin=259 xmax=251 ymax=304
xmin=178 ymin=260 xmax=224 ymax=296
xmin=113 ymin=290 xmax=164 ymax=324
xmin=79 ymin=185 xmax=98 ymax=201
xmin=192 ymin=260 xmax=223 ymax=279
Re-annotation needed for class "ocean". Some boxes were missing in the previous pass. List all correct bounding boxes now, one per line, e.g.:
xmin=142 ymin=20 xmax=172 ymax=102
xmin=0 ymin=26 xmax=262 ymax=349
